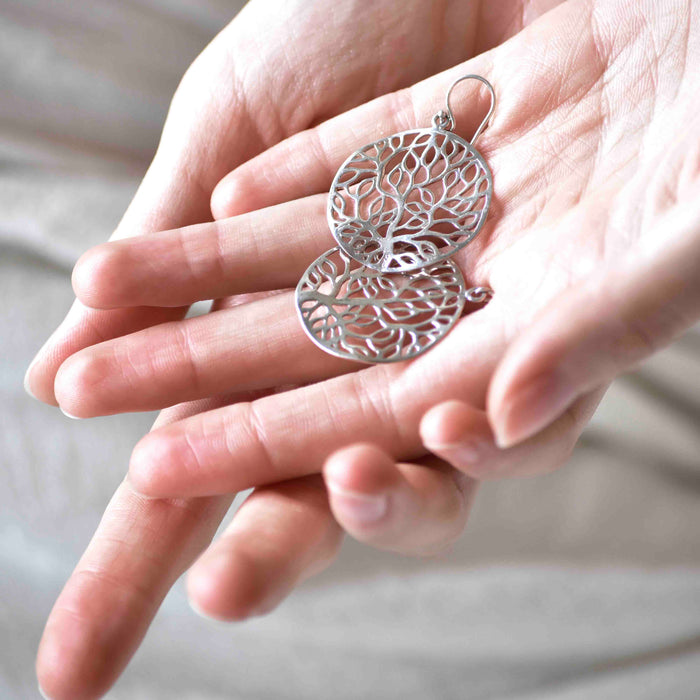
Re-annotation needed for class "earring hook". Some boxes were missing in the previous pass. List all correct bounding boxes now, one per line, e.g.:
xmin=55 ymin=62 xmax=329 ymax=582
xmin=432 ymin=74 xmax=496 ymax=145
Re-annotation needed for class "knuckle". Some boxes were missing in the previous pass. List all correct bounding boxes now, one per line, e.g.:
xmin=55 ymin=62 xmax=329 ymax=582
xmin=239 ymin=402 xmax=279 ymax=480
xmin=616 ymin=316 xmax=662 ymax=368
xmin=349 ymin=370 xmax=406 ymax=447
xmin=170 ymin=323 xmax=203 ymax=394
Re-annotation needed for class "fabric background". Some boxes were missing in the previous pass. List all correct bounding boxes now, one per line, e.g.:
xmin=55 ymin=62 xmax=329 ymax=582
xmin=1 ymin=2 xmax=699 ymax=698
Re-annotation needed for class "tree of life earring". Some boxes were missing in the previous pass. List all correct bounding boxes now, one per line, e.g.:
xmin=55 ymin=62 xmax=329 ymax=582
xmin=296 ymin=74 xmax=495 ymax=364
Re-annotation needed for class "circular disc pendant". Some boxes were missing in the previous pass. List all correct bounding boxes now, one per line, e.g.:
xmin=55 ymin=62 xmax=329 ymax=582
xmin=328 ymin=128 xmax=492 ymax=273
xmin=296 ymin=247 xmax=466 ymax=364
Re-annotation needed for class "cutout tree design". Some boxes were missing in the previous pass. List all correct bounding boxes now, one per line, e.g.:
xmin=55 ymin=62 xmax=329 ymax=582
xmin=329 ymin=129 xmax=492 ymax=273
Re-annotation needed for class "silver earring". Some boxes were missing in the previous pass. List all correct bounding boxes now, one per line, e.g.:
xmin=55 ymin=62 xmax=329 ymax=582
xmin=296 ymin=75 xmax=495 ymax=364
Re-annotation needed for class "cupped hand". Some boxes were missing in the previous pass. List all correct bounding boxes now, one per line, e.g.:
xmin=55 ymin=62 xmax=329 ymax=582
xmin=38 ymin=4 xmax=700 ymax=700
xmin=63 ymin=0 xmax=700 ymax=498
xmin=32 ymin=1 xmax=564 ymax=698
xmin=39 ymin=5 xmax=700 ymax=700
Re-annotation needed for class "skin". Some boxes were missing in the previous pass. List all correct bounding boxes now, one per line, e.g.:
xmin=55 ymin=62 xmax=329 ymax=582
xmin=27 ymin=0 xmax=700 ymax=698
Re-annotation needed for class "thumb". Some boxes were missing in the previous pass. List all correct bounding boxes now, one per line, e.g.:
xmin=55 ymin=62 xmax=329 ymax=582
xmin=488 ymin=203 xmax=700 ymax=448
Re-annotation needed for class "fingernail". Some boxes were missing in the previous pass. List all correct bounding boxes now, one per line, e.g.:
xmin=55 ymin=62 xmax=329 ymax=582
xmin=60 ymin=406 xmax=82 ymax=420
xmin=38 ymin=683 xmax=53 ymax=700
xmin=189 ymin=598 xmax=224 ymax=623
xmin=23 ymin=362 xmax=38 ymax=400
xmin=493 ymin=373 xmax=575 ymax=448
xmin=426 ymin=439 xmax=483 ymax=465
xmin=24 ymin=329 xmax=57 ymax=401
xmin=327 ymin=482 xmax=388 ymax=524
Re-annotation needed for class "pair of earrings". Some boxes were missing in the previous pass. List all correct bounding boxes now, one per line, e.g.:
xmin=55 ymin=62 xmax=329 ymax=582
xmin=295 ymin=75 xmax=496 ymax=364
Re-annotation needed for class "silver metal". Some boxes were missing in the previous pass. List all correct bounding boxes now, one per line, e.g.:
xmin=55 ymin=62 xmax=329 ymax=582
xmin=328 ymin=128 xmax=492 ymax=273
xmin=464 ymin=285 xmax=493 ymax=303
xmin=441 ymin=74 xmax=496 ymax=145
xmin=296 ymin=248 xmax=466 ymax=363
xmin=296 ymin=75 xmax=496 ymax=364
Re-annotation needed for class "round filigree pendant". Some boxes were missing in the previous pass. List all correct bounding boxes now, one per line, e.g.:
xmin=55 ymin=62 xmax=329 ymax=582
xmin=328 ymin=128 xmax=492 ymax=273
xmin=295 ymin=75 xmax=496 ymax=364
xmin=296 ymin=247 xmax=466 ymax=363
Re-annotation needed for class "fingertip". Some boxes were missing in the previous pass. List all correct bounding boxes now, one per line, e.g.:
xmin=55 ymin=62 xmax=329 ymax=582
xmin=127 ymin=433 xmax=175 ymax=499
xmin=37 ymin=608 xmax=107 ymax=700
xmin=323 ymin=443 xmax=396 ymax=495
xmin=420 ymin=400 xmax=489 ymax=449
xmin=72 ymin=244 xmax=124 ymax=309
xmin=36 ymin=623 xmax=73 ymax=700
xmin=186 ymin=554 xmax=228 ymax=620
xmin=188 ymin=596 xmax=227 ymax=623
xmin=23 ymin=360 xmax=39 ymax=401
xmin=128 ymin=428 xmax=208 ymax=499
xmin=323 ymin=445 xmax=397 ymax=531
xmin=24 ymin=337 xmax=61 ymax=406
xmin=485 ymin=300 xmax=579 ymax=449
xmin=187 ymin=547 xmax=283 ymax=622
xmin=421 ymin=400 xmax=467 ymax=447
xmin=24 ymin=300 xmax=181 ymax=409
xmin=485 ymin=358 xmax=519 ymax=440
xmin=211 ymin=166 xmax=268 ymax=220
xmin=419 ymin=401 xmax=499 ymax=478
xmin=186 ymin=554 xmax=254 ymax=622
xmin=488 ymin=371 xmax=575 ymax=449
xmin=60 ymin=407 xmax=83 ymax=420
xmin=210 ymin=174 xmax=240 ymax=220
xmin=325 ymin=444 xmax=473 ymax=554
xmin=54 ymin=350 xmax=107 ymax=419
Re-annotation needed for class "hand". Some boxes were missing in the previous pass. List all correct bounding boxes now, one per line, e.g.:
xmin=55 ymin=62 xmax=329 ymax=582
xmin=32 ymin=1 xmax=559 ymax=698
xmin=37 ymin=2 xmax=700 ymax=698
xmin=62 ymin=0 xmax=700 ymax=499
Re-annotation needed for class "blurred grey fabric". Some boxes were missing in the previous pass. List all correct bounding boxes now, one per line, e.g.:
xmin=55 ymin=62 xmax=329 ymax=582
xmin=1 ymin=2 xmax=699 ymax=698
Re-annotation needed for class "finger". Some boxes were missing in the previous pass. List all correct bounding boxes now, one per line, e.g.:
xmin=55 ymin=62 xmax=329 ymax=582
xmin=421 ymin=390 xmax=605 ymax=480
xmin=26 ymin=0 xmax=515 ymax=403
xmin=54 ymin=292 xmax=351 ymax=418
xmin=187 ymin=475 xmax=342 ymax=621
xmin=37 ymin=488 xmax=232 ymax=700
xmin=210 ymin=0 xmax=569 ymax=220
xmin=25 ymin=303 xmax=188 ymax=407
xmin=23 ymin=18 xmax=284 ymax=406
xmin=36 ymin=393 xmax=239 ymax=700
xmin=323 ymin=444 xmax=476 ymax=556
xmin=127 ymin=304 xmax=505 ymax=497
xmin=488 ymin=200 xmax=700 ymax=448
xmin=210 ymin=60 xmax=496 ymax=219
xmin=73 ymin=195 xmax=332 ymax=309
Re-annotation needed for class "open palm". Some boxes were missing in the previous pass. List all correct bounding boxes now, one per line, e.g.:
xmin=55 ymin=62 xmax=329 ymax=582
xmin=34 ymin=1 xmax=700 ymax=698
